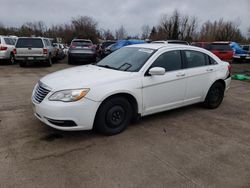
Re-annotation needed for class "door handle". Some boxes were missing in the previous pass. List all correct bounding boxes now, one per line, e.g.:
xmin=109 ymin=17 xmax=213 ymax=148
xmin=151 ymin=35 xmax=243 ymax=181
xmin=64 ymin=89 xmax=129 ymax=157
xmin=176 ymin=73 xmax=185 ymax=77
xmin=206 ymin=68 xmax=214 ymax=72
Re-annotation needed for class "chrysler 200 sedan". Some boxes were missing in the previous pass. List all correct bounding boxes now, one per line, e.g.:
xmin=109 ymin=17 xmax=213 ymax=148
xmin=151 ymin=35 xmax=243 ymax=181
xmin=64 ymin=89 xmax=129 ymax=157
xmin=32 ymin=44 xmax=231 ymax=135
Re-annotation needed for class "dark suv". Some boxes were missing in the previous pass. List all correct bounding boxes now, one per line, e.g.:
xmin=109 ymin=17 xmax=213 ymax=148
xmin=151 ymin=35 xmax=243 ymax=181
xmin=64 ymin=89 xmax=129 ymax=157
xmin=68 ymin=39 xmax=97 ymax=64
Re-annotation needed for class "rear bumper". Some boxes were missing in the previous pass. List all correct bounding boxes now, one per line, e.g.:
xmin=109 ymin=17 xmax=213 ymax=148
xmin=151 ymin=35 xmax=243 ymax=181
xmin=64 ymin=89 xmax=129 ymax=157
xmin=69 ymin=53 xmax=96 ymax=62
xmin=0 ymin=51 xmax=10 ymax=59
xmin=233 ymin=55 xmax=250 ymax=60
xmin=15 ymin=56 xmax=48 ymax=61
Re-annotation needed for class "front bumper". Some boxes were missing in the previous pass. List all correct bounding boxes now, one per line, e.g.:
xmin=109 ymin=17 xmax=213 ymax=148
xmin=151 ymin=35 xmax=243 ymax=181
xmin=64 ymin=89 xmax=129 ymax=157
xmin=224 ymin=76 xmax=231 ymax=91
xmin=32 ymin=96 xmax=101 ymax=131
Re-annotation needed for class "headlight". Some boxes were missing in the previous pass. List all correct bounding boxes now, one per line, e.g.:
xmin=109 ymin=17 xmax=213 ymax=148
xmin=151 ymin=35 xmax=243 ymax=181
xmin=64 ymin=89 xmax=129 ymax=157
xmin=49 ymin=89 xmax=90 ymax=102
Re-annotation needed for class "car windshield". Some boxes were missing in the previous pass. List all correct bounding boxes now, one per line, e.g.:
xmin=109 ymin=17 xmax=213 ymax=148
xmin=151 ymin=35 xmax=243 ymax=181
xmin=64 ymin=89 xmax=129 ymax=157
xmin=72 ymin=40 xmax=92 ymax=47
xmin=96 ymin=47 xmax=156 ymax=72
xmin=16 ymin=38 xmax=43 ymax=48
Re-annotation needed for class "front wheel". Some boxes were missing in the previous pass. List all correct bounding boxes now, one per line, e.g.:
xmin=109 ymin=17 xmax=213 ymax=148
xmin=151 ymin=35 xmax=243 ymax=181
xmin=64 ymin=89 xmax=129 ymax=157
xmin=203 ymin=82 xmax=225 ymax=109
xmin=94 ymin=97 xmax=133 ymax=135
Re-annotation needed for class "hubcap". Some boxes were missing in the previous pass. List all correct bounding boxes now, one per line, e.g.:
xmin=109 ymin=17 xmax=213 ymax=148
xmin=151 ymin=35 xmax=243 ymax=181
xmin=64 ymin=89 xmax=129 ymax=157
xmin=106 ymin=105 xmax=126 ymax=128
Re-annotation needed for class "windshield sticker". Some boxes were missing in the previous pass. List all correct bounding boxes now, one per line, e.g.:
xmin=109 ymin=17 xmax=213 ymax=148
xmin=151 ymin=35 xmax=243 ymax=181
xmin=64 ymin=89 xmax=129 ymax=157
xmin=138 ymin=48 xmax=153 ymax=54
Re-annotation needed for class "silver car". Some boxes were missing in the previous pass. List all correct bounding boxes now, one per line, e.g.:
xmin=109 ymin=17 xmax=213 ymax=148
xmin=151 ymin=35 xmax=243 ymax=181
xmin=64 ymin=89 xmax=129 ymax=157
xmin=15 ymin=37 xmax=56 ymax=67
xmin=68 ymin=39 xmax=97 ymax=64
xmin=0 ymin=35 xmax=15 ymax=64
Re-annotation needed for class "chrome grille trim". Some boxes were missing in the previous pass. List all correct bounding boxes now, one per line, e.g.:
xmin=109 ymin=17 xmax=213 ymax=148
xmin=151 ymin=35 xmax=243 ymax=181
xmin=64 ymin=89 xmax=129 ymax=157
xmin=33 ymin=81 xmax=51 ymax=104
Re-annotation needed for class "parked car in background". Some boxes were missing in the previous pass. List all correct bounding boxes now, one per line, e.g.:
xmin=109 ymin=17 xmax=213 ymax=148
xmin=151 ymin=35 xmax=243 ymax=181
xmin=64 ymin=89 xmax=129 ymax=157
xmin=53 ymin=43 xmax=66 ymax=60
xmin=192 ymin=41 xmax=233 ymax=62
xmin=32 ymin=43 xmax=231 ymax=135
xmin=242 ymin=45 xmax=250 ymax=54
xmin=63 ymin=44 xmax=69 ymax=55
xmin=0 ymin=35 xmax=15 ymax=64
xmin=210 ymin=42 xmax=233 ymax=62
xmin=104 ymin=39 xmax=145 ymax=56
xmin=152 ymin=40 xmax=189 ymax=45
xmin=68 ymin=39 xmax=96 ymax=64
xmin=192 ymin=42 xmax=211 ymax=50
xmin=99 ymin=40 xmax=117 ymax=58
xmin=14 ymin=37 xmax=56 ymax=67
xmin=230 ymin=42 xmax=250 ymax=62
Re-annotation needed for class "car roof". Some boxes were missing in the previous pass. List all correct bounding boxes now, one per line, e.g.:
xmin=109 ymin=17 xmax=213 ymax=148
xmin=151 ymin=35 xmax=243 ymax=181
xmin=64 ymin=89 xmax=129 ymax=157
xmin=17 ymin=37 xmax=47 ymax=39
xmin=126 ymin=43 xmax=200 ymax=50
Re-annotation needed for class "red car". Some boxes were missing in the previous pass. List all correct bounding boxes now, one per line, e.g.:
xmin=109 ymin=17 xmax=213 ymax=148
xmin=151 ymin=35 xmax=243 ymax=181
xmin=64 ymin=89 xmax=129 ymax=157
xmin=192 ymin=41 xmax=233 ymax=62
xmin=210 ymin=42 xmax=233 ymax=62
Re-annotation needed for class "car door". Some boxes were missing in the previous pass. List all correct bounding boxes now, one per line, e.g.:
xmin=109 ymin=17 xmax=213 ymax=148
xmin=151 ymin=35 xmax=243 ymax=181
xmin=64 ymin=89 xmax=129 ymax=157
xmin=182 ymin=50 xmax=216 ymax=105
xmin=142 ymin=50 xmax=187 ymax=116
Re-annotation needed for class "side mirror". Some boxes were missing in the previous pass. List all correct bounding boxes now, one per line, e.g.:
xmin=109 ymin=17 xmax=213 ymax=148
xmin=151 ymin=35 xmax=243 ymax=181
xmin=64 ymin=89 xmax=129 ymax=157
xmin=149 ymin=67 xmax=165 ymax=76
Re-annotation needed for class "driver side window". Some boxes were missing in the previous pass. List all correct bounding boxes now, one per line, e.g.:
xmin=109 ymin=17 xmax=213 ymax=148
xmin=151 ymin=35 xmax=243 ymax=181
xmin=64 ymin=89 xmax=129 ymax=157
xmin=150 ymin=50 xmax=182 ymax=72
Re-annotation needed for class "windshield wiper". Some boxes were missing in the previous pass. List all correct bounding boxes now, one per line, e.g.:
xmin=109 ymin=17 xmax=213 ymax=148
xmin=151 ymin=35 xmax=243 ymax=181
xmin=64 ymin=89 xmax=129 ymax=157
xmin=96 ymin=64 xmax=117 ymax=70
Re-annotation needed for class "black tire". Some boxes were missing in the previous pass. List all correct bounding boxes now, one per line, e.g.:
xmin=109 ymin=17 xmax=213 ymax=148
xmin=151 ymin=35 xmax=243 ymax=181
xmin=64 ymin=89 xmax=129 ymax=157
xmin=94 ymin=97 xmax=133 ymax=135
xmin=46 ymin=55 xmax=52 ymax=67
xmin=9 ymin=53 xmax=15 ymax=64
xmin=19 ymin=61 xmax=26 ymax=67
xmin=68 ymin=56 xmax=73 ymax=65
xmin=203 ymin=82 xmax=225 ymax=109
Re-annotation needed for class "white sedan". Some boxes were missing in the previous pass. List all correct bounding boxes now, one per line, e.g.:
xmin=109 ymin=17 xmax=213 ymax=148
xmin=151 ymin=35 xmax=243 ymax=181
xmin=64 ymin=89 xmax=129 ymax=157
xmin=32 ymin=43 xmax=231 ymax=135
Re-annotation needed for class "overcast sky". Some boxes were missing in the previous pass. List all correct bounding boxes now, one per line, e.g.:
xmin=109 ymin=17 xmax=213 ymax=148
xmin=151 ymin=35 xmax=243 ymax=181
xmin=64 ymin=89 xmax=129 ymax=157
xmin=1 ymin=0 xmax=249 ymax=36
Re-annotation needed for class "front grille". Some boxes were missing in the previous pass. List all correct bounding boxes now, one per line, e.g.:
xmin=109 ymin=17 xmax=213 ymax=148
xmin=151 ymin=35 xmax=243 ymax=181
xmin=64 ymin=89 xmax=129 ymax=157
xmin=33 ymin=82 xmax=51 ymax=103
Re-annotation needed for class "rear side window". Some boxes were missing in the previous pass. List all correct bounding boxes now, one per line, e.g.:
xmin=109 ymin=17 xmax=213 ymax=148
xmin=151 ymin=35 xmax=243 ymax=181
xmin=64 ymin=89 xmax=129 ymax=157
xmin=184 ymin=50 xmax=207 ymax=68
xmin=4 ymin=38 xmax=14 ymax=45
xmin=211 ymin=44 xmax=232 ymax=51
xmin=150 ymin=50 xmax=182 ymax=71
xmin=16 ymin=38 xmax=44 ymax=48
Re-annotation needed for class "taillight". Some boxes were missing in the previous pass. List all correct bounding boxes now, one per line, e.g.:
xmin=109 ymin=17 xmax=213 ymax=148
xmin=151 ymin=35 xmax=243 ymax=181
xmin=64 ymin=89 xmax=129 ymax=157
xmin=43 ymin=48 xmax=48 ymax=54
xmin=13 ymin=49 xmax=17 ymax=54
xmin=0 ymin=46 xmax=7 ymax=51
xmin=70 ymin=45 xmax=76 ymax=48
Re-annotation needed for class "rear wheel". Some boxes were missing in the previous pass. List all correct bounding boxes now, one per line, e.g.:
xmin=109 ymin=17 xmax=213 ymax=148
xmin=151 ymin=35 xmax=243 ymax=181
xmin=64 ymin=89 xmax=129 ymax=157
xmin=94 ymin=97 xmax=133 ymax=135
xmin=68 ymin=56 xmax=73 ymax=64
xmin=203 ymin=82 xmax=225 ymax=109
xmin=46 ymin=55 xmax=52 ymax=67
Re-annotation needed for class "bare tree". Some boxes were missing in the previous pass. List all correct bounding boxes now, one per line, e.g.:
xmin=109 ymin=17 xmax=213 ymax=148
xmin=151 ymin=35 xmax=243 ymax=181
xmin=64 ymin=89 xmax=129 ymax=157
xmin=102 ymin=29 xmax=115 ymax=40
xmin=141 ymin=25 xmax=151 ymax=39
xmin=150 ymin=10 xmax=198 ymax=41
xmin=71 ymin=16 xmax=99 ymax=43
xmin=247 ymin=26 xmax=250 ymax=39
xmin=199 ymin=19 xmax=244 ymax=42
xmin=115 ymin=25 xmax=127 ymax=40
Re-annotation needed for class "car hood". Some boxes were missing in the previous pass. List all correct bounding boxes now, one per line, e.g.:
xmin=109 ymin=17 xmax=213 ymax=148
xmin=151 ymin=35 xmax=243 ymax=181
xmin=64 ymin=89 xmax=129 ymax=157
xmin=40 ymin=65 xmax=135 ymax=91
